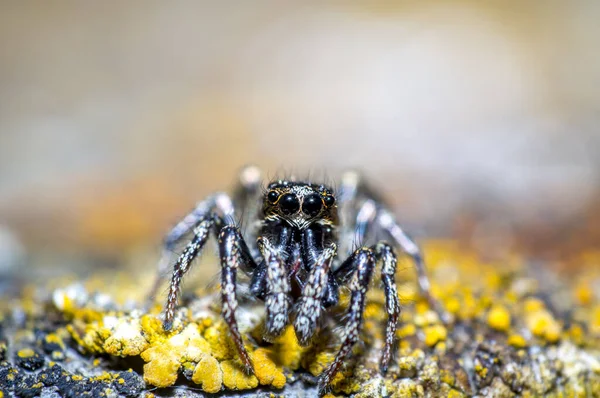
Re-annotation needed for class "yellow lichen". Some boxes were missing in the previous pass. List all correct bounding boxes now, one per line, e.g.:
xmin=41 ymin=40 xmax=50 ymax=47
xmin=192 ymin=353 xmax=223 ymax=393
xmin=141 ymin=350 xmax=180 ymax=388
xmin=252 ymin=348 xmax=287 ymax=388
xmin=440 ymin=369 xmax=455 ymax=386
xmin=445 ymin=296 xmax=461 ymax=315
xmin=140 ymin=324 xmax=213 ymax=388
xmin=524 ymin=298 xmax=545 ymax=313
xmin=140 ymin=314 xmax=172 ymax=344
xmin=392 ymin=379 xmax=425 ymax=398
xmin=507 ymin=334 xmax=527 ymax=348
xmin=17 ymin=348 xmax=35 ymax=358
xmin=269 ymin=326 xmax=304 ymax=369
xmin=44 ymin=333 xmax=66 ymax=350
xmin=67 ymin=319 xmax=112 ymax=354
xmin=221 ymin=359 xmax=259 ymax=390
xmin=38 ymin=237 xmax=600 ymax=396
xmin=525 ymin=309 xmax=561 ymax=343
xmin=397 ymin=355 xmax=418 ymax=376
xmin=103 ymin=317 xmax=149 ymax=356
xmin=306 ymin=351 xmax=335 ymax=376
xmin=475 ymin=362 xmax=488 ymax=378
xmin=447 ymin=390 xmax=465 ymax=398
xmin=203 ymin=322 xmax=237 ymax=360
xmin=575 ymin=283 xmax=594 ymax=306
xmin=423 ymin=324 xmax=447 ymax=347
xmin=397 ymin=323 xmax=417 ymax=338
xmin=569 ymin=324 xmax=585 ymax=346
xmin=487 ymin=305 xmax=511 ymax=332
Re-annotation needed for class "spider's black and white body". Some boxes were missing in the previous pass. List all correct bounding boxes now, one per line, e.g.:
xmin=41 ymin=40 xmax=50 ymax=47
xmin=152 ymin=166 xmax=442 ymax=395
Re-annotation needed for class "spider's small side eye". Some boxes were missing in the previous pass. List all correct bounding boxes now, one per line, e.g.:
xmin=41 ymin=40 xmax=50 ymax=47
xmin=324 ymin=195 xmax=335 ymax=207
xmin=267 ymin=191 xmax=279 ymax=203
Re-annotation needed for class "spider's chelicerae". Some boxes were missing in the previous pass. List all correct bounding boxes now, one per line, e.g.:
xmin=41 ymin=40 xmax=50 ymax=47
xmin=152 ymin=166 xmax=443 ymax=395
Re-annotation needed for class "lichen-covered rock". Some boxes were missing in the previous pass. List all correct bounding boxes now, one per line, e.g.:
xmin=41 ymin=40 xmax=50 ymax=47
xmin=1 ymin=239 xmax=600 ymax=397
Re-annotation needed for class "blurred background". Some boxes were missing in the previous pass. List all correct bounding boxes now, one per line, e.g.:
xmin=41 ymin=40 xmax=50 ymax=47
xmin=1 ymin=2 xmax=599 ymax=283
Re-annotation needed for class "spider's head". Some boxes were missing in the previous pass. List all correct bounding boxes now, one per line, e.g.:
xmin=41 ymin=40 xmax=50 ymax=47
xmin=263 ymin=181 xmax=337 ymax=229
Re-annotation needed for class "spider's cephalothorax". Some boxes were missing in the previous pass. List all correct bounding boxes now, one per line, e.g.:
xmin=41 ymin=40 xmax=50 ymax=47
xmin=150 ymin=166 xmax=445 ymax=396
xmin=263 ymin=181 xmax=338 ymax=230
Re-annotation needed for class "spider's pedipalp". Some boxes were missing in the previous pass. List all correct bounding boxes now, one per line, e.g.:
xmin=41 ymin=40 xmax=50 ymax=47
xmin=319 ymin=247 xmax=375 ymax=394
xmin=322 ymin=272 xmax=340 ymax=308
xmin=258 ymin=235 xmax=291 ymax=341
xmin=293 ymin=242 xmax=336 ymax=346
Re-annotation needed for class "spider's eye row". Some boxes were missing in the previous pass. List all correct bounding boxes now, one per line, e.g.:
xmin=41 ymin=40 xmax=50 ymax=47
xmin=302 ymin=194 xmax=322 ymax=217
xmin=280 ymin=193 xmax=300 ymax=215
xmin=323 ymin=195 xmax=335 ymax=207
xmin=267 ymin=190 xmax=279 ymax=203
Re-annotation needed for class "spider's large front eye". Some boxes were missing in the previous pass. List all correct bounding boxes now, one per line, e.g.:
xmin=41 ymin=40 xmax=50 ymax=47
xmin=267 ymin=191 xmax=279 ymax=203
xmin=280 ymin=193 xmax=300 ymax=215
xmin=302 ymin=194 xmax=322 ymax=217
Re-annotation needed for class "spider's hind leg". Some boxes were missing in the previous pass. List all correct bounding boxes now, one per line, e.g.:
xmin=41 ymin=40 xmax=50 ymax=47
xmin=377 ymin=209 xmax=449 ymax=323
xmin=339 ymin=170 xmax=448 ymax=323
xmin=373 ymin=242 xmax=401 ymax=373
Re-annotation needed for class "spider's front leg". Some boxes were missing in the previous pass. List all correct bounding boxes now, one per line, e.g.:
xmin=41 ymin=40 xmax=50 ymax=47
xmin=318 ymin=247 xmax=375 ymax=396
xmin=149 ymin=193 xmax=235 ymax=305
xmin=163 ymin=214 xmax=216 ymax=331
xmin=218 ymin=225 xmax=257 ymax=374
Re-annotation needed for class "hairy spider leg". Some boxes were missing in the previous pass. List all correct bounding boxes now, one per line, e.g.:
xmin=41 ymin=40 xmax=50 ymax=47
xmin=373 ymin=242 xmax=401 ymax=373
xmin=148 ymin=193 xmax=235 ymax=304
xmin=339 ymin=171 xmax=448 ymax=322
xmin=257 ymin=234 xmax=292 ymax=342
xmin=218 ymin=225 xmax=257 ymax=374
xmin=318 ymin=247 xmax=375 ymax=396
xmin=293 ymin=240 xmax=337 ymax=346
xmin=163 ymin=215 xmax=215 ymax=331
xmin=334 ymin=200 xmax=402 ymax=373
xmin=231 ymin=165 xmax=264 ymax=246
xmin=377 ymin=208 xmax=450 ymax=323
xmin=151 ymin=165 xmax=261 ymax=304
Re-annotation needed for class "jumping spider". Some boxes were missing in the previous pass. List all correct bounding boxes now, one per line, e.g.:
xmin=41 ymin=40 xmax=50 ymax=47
xmin=151 ymin=166 xmax=443 ymax=395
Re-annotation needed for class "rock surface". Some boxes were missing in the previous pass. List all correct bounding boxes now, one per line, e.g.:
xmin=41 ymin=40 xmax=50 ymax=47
xmin=1 ymin=240 xmax=600 ymax=397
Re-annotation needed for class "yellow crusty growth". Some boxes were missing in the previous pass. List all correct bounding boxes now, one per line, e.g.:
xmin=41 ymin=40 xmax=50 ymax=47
xmin=252 ymin=348 xmax=287 ymax=389
xmin=487 ymin=304 xmax=511 ymax=332
xmin=17 ymin=348 xmax=35 ymax=358
xmin=103 ymin=317 xmax=149 ymax=356
xmin=52 ymin=239 xmax=600 ymax=396
xmin=221 ymin=359 xmax=259 ymax=390
xmin=140 ymin=324 xmax=212 ymax=388
xmin=192 ymin=353 xmax=222 ymax=393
